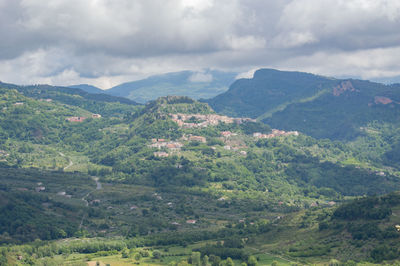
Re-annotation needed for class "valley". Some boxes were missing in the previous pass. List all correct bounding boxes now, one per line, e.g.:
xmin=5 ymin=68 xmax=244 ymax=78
xmin=3 ymin=0 xmax=400 ymax=264
xmin=0 ymin=74 xmax=399 ymax=265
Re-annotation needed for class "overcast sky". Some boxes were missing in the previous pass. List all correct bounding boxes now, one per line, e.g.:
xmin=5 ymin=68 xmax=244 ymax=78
xmin=1 ymin=0 xmax=400 ymax=89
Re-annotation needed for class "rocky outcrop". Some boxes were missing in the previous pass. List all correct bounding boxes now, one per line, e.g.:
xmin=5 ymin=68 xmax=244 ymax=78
xmin=374 ymin=96 xmax=393 ymax=105
xmin=333 ymin=81 xmax=358 ymax=96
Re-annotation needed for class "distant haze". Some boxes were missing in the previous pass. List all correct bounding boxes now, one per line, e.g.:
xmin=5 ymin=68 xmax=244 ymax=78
xmin=105 ymin=70 xmax=237 ymax=103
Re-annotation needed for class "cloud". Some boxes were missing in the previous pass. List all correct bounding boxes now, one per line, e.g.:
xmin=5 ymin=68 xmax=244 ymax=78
xmin=236 ymin=69 xmax=257 ymax=80
xmin=0 ymin=0 xmax=400 ymax=88
xmin=275 ymin=46 xmax=400 ymax=79
xmin=188 ymin=72 xmax=213 ymax=83
xmin=274 ymin=0 xmax=400 ymax=51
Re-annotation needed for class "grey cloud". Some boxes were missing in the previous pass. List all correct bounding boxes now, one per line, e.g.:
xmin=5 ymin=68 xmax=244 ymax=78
xmin=12 ymin=0 xmax=246 ymax=57
xmin=273 ymin=0 xmax=400 ymax=51
xmin=1 ymin=0 xmax=400 ymax=88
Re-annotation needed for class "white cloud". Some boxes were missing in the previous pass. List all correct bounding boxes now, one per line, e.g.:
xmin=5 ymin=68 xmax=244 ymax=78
xmin=188 ymin=72 xmax=213 ymax=83
xmin=235 ymin=69 xmax=257 ymax=80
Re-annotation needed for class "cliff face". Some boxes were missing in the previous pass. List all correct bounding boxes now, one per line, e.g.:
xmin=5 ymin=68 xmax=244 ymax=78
xmin=333 ymin=81 xmax=358 ymax=96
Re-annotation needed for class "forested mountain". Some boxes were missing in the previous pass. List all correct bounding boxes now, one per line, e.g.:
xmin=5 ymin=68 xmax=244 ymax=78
xmin=206 ymin=69 xmax=400 ymax=142
xmin=0 ymin=82 xmax=399 ymax=265
xmin=206 ymin=69 xmax=337 ymax=118
xmin=69 ymin=84 xmax=104 ymax=94
xmin=0 ymin=81 xmax=138 ymax=109
xmin=106 ymin=70 xmax=237 ymax=103
xmin=263 ymin=79 xmax=400 ymax=140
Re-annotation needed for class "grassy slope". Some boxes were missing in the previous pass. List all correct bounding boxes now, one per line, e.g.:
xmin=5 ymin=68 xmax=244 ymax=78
xmin=0 ymin=89 xmax=400 ymax=264
xmin=256 ymin=88 xmax=330 ymax=121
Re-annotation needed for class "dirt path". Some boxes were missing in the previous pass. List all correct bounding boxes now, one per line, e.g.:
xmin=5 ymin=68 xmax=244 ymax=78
xmin=59 ymin=152 xmax=103 ymax=230
xmin=78 ymin=176 xmax=102 ymax=230
xmin=59 ymin=152 xmax=74 ymax=171
xmin=94 ymin=177 xmax=102 ymax=190
xmin=64 ymin=160 xmax=74 ymax=171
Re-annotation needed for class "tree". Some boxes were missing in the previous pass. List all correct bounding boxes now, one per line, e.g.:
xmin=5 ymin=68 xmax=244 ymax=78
xmin=247 ymin=255 xmax=258 ymax=266
xmin=134 ymin=253 xmax=141 ymax=261
xmin=0 ymin=251 xmax=7 ymax=266
xmin=328 ymin=259 xmax=340 ymax=266
xmin=225 ymin=257 xmax=234 ymax=266
xmin=121 ymin=248 xmax=129 ymax=258
xmin=177 ymin=261 xmax=190 ymax=266
xmin=191 ymin=252 xmax=201 ymax=266
xmin=209 ymin=255 xmax=221 ymax=266
xmin=202 ymin=255 xmax=210 ymax=266
xmin=153 ymin=250 xmax=162 ymax=259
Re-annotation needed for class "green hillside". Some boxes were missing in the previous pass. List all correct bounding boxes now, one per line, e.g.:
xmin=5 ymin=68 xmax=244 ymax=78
xmin=263 ymin=79 xmax=400 ymax=140
xmin=206 ymin=69 xmax=338 ymax=118
xmin=206 ymin=69 xmax=400 ymax=143
xmin=0 ymin=84 xmax=400 ymax=265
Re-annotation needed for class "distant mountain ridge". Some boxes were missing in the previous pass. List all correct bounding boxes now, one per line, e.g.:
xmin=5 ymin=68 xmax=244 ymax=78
xmin=0 ymin=81 xmax=138 ymax=106
xmin=264 ymin=78 xmax=400 ymax=140
xmin=69 ymin=84 xmax=104 ymax=94
xmin=206 ymin=68 xmax=337 ymax=118
xmin=206 ymin=68 xmax=400 ymax=140
xmin=106 ymin=70 xmax=237 ymax=103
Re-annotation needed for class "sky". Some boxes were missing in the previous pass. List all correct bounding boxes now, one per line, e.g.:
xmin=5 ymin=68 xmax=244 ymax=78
xmin=1 ymin=0 xmax=400 ymax=89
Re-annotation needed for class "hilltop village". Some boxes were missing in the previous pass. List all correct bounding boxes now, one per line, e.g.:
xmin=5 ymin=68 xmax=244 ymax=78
xmin=150 ymin=112 xmax=299 ymax=157
xmin=65 ymin=114 xmax=102 ymax=122
xmin=170 ymin=113 xmax=256 ymax=128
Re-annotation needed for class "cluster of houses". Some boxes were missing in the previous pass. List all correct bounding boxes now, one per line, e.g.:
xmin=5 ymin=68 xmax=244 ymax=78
xmin=185 ymin=135 xmax=207 ymax=143
xmin=219 ymin=132 xmax=247 ymax=154
xmin=151 ymin=135 xmax=207 ymax=157
xmin=222 ymin=145 xmax=247 ymax=155
xmin=35 ymin=186 xmax=45 ymax=192
xmin=153 ymin=151 xmax=169 ymax=157
xmin=65 ymin=114 xmax=102 ymax=122
xmin=253 ymin=129 xmax=299 ymax=139
xmin=355 ymin=165 xmax=387 ymax=177
xmin=220 ymin=131 xmax=238 ymax=138
xmin=0 ymin=150 xmax=9 ymax=157
xmin=57 ymin=191 xmax=72 ymax=198
xmin=170 ymin=219 xmax=197 ymax=226
xmin=149 ymin=138 xmax=183 ymax=151
xmin=150 ymin=138 xmax=183 ymax=157
xmin=170 ymin=113 xmax=256 ymax=128
xmin=39 ymin=98 xmax=53 ymax=102
xmin=66 ymin=116 xmax=87 ymax=122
